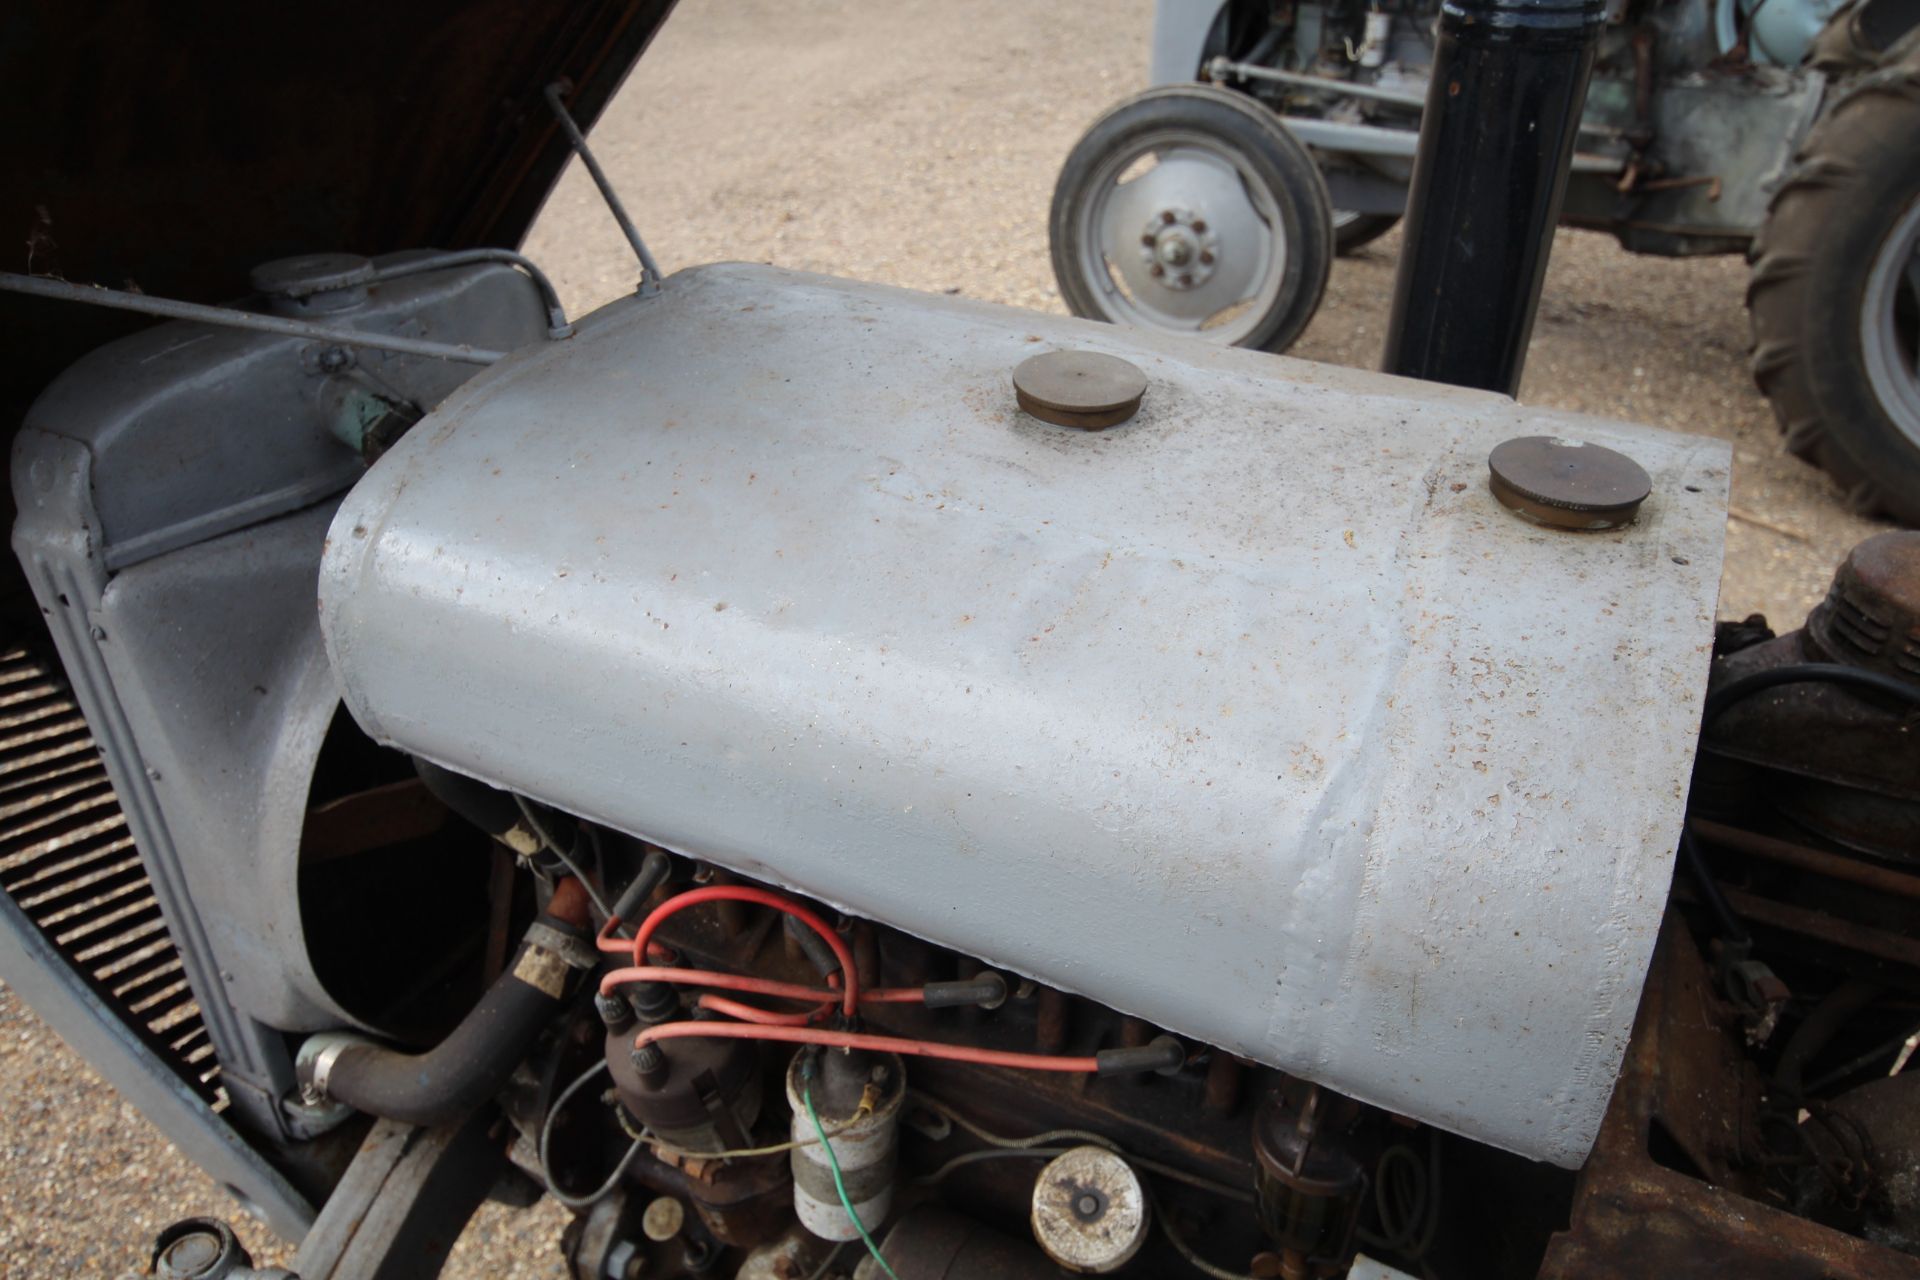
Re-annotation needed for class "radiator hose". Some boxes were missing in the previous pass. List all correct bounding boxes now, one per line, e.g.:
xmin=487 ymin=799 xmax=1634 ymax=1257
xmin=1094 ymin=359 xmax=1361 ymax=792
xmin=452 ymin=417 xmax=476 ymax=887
xmin=295 ymin=880 xmax=590 ymax=1127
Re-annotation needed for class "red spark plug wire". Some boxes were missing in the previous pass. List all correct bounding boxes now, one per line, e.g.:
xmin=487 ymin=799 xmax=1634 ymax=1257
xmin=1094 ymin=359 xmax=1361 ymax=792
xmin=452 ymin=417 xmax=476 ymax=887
xmin=691 ymin=981 xmax=932 ymax=1027
xmin=598 ymin=965 xmax=925 ymax=1010
xmin=599 ymin=966 xmax=832 ymax=1003
xmin=632 ymin=1021 xmax=1101 ymax=1074
xmin=597 ymin=885 xmax=861 ymax=1017
xmin=696 ymin=993 xmax=822 ymax=1026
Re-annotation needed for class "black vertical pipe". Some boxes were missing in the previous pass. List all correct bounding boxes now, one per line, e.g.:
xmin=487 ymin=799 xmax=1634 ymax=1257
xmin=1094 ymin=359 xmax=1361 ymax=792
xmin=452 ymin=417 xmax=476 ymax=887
xmin=1381 ymin=0 xmax=1606 ymax=396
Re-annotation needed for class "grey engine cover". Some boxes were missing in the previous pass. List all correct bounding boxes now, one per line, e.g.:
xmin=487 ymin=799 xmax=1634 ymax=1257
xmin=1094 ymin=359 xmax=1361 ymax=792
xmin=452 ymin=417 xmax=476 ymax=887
xmin=319 ymin=264 xmax=1730 ymax=1168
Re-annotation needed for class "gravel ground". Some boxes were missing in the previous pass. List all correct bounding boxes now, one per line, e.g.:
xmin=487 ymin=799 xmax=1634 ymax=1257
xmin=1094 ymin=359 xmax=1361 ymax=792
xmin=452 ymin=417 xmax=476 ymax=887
xmin=0 ymin=0 xmax=1898 ymax=1274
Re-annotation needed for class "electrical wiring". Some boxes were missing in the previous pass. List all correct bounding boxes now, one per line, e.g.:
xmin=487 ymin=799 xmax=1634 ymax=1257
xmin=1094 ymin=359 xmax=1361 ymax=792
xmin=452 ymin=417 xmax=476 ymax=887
xmin=898 ymin=1094 xmax=1261 ymax=1280
xmin=1148 ymin=1181 xmax=1257 ymax=1280
xmin=906 ymin=1090 xmax=1255 ymax=1204
xmin=698 ymin=992 xmax=825 ymax=1025
xmin=618 ymin=885 xmax=861 ymax=1016
xmin=599 ymin=965 xmax=843 ymax=1003
xmin=910 ymin=1146 xmax=1069 ymax=1186
xmin=514 ymin=794 xmax=614 ymax=920
xmin=1807 ymin=1018 xmax=1920 ymax=1093
xmin=1355 ymin=1131 xmax=1442 ymax=1262
xmin=904 ymin=1113 xmax=1258 ymax=1280
xmin=633 ymin=1020 xmax=1102 ymax=1073
xmin=538 ymin=1059 xmax=646 ymax=1209
xmin=908 ymin=1089 xmax=1124 ymax=1151
xmin=596 ymin=965 xmax=928 ymax=1014
xmin=1701 ymin=661 xmax=1920 ymax=725
xmin=803 ymin=1076 xmax=900 ymax=1280
xmin=648 ymin=1119 xmax=857 ymax=1163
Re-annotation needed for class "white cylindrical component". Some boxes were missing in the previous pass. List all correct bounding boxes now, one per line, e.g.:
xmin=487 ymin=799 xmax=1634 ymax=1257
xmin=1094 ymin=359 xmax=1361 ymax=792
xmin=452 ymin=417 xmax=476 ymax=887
xmin=787 ymin=1053 xmax=906 ymax=1242
xmin=1360 ymin=9 xmax=1391 ymax=65
xmin=1031 ymin=1146 xmax=1148 ymax=1273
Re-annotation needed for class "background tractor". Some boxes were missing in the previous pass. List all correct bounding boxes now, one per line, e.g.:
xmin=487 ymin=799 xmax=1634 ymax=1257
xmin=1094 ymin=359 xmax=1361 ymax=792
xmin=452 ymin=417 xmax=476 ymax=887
xmin=1051 ymin=0 xmax=1920 ymax=523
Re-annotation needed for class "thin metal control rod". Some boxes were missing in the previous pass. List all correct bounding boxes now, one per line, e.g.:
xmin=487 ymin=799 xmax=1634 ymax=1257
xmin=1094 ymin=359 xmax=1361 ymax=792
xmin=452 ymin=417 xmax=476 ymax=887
xmin=0 ymin=272 xmax=506 ymax=365
xmin=544 ymin=81 xmax=664 ymax=292
xmin=1206 ymin=56 xmax=1625 ymax=138
xmin=306 ymin=249 xmax=574 ymax=340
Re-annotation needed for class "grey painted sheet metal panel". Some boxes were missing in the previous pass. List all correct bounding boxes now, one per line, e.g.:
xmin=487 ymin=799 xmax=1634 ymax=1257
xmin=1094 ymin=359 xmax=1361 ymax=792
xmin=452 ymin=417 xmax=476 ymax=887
xmin=319 ymin=264 xmax=1730 ymax=1168
xmin=1151 ymin=0 xmax=1226 ymax=84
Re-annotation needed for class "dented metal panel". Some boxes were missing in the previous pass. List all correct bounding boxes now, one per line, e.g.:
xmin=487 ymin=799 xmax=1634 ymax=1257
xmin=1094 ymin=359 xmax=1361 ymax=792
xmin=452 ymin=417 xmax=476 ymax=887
xmin=318 ymin=264 xmax=1730 ymax=1167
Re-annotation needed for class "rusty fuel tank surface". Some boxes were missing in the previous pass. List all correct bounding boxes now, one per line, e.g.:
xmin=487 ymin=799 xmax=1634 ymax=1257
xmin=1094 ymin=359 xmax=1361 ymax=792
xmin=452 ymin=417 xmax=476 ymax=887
xmin=317 ymin=264 xmax=1731 ymax=1168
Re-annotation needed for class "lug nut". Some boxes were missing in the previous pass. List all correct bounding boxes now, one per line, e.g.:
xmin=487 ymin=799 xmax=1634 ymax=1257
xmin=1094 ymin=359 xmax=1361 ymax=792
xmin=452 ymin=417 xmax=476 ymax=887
xmin=1199 ymin=250 xmax=1215 ymax=265
xmin=1149 ymin=263 xmax=1165 ymax=277
xmin=1191 ymin=218 xmax=1208 ymax=233
xmin=1161 ymin=210 xmax=1177 ymax=224
xmin=1140 ymin=233 xmax=1156 ymax=247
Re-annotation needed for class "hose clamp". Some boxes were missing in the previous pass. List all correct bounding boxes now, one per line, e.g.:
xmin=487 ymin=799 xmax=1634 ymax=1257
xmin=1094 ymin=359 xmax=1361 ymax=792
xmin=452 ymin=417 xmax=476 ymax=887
xmin=525 ymin=919 xmax=599 ymax=970
xmin=295 ymin=1032 xmax=369 ymax=1106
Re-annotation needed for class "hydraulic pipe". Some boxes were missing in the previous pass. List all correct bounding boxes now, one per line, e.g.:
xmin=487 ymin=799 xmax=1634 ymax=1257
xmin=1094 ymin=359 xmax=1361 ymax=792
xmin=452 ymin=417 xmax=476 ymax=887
xmin=1381 ymin=0 xmax=1606 ymax=395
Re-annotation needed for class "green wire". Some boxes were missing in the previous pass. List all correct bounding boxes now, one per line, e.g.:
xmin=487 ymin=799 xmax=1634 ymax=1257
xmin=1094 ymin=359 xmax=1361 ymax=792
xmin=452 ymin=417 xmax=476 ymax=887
xmin=802 ymin=1078 xmax=900 ymax=1280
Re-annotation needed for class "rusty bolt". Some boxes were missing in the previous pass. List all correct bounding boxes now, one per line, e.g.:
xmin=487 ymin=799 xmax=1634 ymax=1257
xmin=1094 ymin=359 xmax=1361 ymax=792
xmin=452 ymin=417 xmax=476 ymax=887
xmin=1191 ymin=218 xmax=1208 ymax=233
xmin=1140 ymin=233 xmax=1157 ymax=247
xmin=1199 ymin=250 xmax=1215 ymax=265
xmin=1149 ymin=263 xmax=1165 ymax=277
xmin=1161 ymin=209 xmax=1177 ymax=224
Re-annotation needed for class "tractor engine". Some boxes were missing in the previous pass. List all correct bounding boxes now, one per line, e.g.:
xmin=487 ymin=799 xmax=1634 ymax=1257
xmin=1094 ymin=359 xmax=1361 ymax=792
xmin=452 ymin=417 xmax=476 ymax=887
xmin=12 ymin=252 xmax=1920 ymax=1280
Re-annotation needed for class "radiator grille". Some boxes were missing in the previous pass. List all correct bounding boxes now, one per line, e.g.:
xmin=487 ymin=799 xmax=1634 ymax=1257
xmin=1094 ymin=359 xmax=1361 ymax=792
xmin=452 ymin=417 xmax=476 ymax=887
xmin=0 ymin=646 xmax=222 ymax=1107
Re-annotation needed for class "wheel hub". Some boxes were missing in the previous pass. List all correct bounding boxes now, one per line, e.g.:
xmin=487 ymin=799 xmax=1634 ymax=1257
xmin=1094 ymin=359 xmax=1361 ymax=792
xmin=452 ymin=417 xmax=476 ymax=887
xmin=1140 ymin=207 xmax=1218 ymax=291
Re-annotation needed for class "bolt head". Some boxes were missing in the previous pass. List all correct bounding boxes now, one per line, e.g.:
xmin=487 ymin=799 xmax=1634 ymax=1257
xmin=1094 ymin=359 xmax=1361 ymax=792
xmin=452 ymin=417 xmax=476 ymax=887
xmin=1160 ymin=209 xmax=1177 ymax=224
xmin=1191 ymin=218 xmax=1208 ymax=233
xmin=1149 ymin=263 xmax=1165 ymax=277
xmin=1199 ymin=250 xmax=1215 ymax=266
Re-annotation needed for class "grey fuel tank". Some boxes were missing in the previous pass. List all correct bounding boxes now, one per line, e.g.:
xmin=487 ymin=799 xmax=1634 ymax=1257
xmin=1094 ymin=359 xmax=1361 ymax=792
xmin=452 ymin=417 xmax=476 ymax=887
xmin=318 ymin=264 xmax=1731 ymax=1168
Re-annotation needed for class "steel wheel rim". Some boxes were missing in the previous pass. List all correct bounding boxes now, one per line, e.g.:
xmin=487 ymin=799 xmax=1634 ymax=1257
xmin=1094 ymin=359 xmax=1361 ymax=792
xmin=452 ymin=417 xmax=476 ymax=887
xmin=1862 ymin=195 xmax=1920 ymax=448
xmin=1074 ymin=127 xmax=1287 ymax=345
